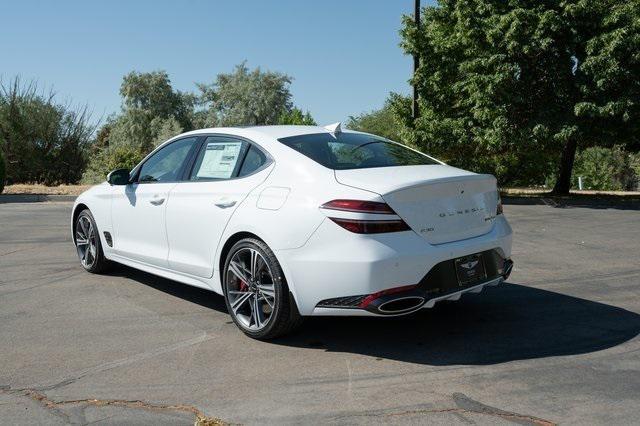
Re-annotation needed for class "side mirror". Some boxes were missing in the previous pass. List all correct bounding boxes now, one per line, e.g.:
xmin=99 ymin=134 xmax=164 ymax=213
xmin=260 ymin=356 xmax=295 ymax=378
xmin=107 ymin=168 xmax=131 ymax=186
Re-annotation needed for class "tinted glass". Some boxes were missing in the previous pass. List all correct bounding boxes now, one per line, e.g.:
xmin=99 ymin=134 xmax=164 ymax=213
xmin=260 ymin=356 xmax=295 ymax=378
xmin=238 ymin=145 xmax=267 ymax=177
xmin=278 ymin=132 xmax=439 ymax=170
xmin=190 ymin=137 xmax=246 ymax=180
xmin=138 ymin=137 xmax=197 ymax=183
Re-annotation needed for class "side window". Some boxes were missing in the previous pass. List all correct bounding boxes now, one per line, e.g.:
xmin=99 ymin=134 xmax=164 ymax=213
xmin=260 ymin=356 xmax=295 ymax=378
xmin=138 ymin=137 xmax=198 ymax=183
xmin=190 ymin=137 xmax=246 ymax=181
xmin=238 ymin=145 xmax=267 ymax=177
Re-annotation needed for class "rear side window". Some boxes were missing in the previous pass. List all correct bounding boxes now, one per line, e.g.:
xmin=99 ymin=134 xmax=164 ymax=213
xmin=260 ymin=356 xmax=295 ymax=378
xmin=278 ymin=132 xmax=439 ymax=170
xmin=190 ymin=137 xmax=246 ymax=180
xmin=238 ymin=146 xmax=267 ymax=177
xmin=188 ymin=136 xmax=269 ymax=181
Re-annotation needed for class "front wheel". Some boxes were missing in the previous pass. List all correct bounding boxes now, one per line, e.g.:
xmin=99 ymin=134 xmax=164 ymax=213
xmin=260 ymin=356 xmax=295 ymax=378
xmin=74 ymin=209 xmax=110 ymax=274
xmin=222 ymin=238 xmax=302 ymax=339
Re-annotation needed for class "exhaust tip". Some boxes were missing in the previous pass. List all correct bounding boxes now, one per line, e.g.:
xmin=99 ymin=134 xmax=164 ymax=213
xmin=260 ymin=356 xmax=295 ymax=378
xmin=378 ymin=296 xmax=425 ymax=314
xmin=503 ymin=259 xmax=514 ymax=280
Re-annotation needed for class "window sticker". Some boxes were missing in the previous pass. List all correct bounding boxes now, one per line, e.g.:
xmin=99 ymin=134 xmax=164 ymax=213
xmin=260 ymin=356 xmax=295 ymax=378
xmin=195 ymin=142 xmax=242 ymax=179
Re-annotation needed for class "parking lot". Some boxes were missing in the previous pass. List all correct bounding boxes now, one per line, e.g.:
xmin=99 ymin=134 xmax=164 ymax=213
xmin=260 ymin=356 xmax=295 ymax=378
xmin=1 ymin=199 xmax=639 ymax=425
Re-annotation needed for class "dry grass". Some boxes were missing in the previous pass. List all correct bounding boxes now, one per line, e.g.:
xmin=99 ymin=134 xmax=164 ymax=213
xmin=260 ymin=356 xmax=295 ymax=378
xmin=501 ymin=187 xmax=640 ymax=197
xmin=2 ymin=184 xmax=91 ymax=196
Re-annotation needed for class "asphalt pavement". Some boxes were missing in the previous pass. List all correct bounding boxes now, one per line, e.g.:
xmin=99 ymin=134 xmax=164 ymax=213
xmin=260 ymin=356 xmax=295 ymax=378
xmin=1 ymin=199 xmax=639 ymax=425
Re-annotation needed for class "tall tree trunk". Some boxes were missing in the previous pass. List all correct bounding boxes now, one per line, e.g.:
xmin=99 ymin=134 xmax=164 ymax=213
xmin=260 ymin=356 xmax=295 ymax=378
xmin=552 ymin=138 xmax=578 ymax=195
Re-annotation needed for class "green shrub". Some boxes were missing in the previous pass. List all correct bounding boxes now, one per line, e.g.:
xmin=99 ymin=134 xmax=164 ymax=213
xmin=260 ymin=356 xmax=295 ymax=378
xmin=82 ymin=144 xmax=145 ymax=184
xmin=0 ymin=149 xmax=5 ymax=194
xmin=573 ymin=146 xmax=639 ymax=191
xmin=0 ymin=77 xmax=94 ymax=185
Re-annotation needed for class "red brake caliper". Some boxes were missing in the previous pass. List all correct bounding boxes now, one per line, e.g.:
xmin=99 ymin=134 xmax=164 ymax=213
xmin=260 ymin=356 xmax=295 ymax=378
xmin=238 ymin=278 xmax=249 ymax=292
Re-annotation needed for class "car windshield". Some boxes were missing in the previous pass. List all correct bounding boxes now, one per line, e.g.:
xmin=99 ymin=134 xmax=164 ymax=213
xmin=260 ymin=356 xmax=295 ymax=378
xmin=278 ymin=132 xmax=439 ymax=170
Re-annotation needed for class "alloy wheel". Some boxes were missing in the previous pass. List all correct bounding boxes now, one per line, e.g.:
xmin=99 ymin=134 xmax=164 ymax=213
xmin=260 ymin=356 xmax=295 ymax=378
xmin=226 ymin=247 xmax=276 ymax=331
xmin=75 ymin=215 xmax=97 ymax=269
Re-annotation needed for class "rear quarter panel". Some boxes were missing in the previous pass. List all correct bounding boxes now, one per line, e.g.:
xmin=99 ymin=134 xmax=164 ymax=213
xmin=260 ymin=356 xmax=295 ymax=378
xmin=213 ymin=150 xmax=384 ymax=297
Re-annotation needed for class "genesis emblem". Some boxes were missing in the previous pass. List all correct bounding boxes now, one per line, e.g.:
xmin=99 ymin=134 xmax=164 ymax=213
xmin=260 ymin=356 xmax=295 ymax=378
xmin=460 ymin=260 xmax=479 ymax=270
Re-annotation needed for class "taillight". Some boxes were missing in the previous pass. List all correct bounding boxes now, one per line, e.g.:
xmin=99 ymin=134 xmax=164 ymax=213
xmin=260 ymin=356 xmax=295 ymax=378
xmin=328 ymin=218 xmax=410 ymax=234
xmin=320 ymin=199 xmax=395 ymax=214
xmin=321 ymin=199 xmax=411 ymax=234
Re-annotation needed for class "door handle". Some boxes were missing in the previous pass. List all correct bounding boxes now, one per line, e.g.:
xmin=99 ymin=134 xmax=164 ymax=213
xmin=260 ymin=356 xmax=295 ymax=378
xmin=214 ymin=198 xmax=237 ymax=208
xmin=150 ymin=198 xmax=165 ymax=206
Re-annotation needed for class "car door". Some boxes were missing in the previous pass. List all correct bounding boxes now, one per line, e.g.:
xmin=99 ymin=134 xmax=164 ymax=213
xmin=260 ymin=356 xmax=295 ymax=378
xmin=111 ymin=136 xmax=200 ymax=267
xmin=165 ymin=135 xmax=272 ymax=278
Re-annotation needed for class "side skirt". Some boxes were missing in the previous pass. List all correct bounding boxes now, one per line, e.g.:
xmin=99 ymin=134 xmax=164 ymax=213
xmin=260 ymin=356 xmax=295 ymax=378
xmin=108 ymin=253 xmax=220 ymax=294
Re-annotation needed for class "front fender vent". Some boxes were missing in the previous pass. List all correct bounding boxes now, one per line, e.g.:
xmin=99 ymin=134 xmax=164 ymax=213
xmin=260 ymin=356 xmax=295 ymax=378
xmin=103 ymin=232 xmax=113 ymax=247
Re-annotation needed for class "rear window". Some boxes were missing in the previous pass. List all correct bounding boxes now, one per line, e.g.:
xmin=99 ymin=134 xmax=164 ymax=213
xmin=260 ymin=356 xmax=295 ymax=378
xmin=278 ymin=132 xmax=439 ymax=170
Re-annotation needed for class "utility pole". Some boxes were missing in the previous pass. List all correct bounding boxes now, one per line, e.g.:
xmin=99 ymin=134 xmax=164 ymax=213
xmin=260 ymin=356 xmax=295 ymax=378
xmin=412 ymin=0 xmax=420 ymax=120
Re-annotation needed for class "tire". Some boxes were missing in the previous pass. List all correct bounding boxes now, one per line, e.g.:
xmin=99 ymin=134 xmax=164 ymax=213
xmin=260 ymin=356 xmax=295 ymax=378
xmin=222 ymin=238 xmax=303 ymax=339
xmin=74 ymin=209 xmax=110 ymax=274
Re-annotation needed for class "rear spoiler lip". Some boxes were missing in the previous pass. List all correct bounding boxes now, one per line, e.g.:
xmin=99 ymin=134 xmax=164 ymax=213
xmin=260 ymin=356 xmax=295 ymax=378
xmin=380 ymin=173 xmax=497 ymax=197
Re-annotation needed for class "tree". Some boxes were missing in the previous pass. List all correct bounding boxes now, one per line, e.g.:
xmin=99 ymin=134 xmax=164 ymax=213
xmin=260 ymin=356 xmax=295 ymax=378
xmin=399 ymin=0 xmax=640 ymax=193
xmin=572 ymin=146 xmax=640 ymax=191
xmin=81 ymin=143 xmax=144 ymax=184
xmin=0 ymin=148 xmax=5 ymax=193
xmin=83 ymin=65 xmax=317 ymax=183
xmin=0 ymin=77 xmax=95 ymax=185
xmin=347 ymin=100 xmax=404 ymax=141
xmin=120 ymin=71 xmax=194 ymax=130
xmin=83 ymin=71 xmax=192 ymax=182
xmin=197 ymin=62 xmax=293 ymax=126
xmin=278 ymin=107 xmax=316 ymax=125
xmin=107 ymin=71 xmax=194 ymax=152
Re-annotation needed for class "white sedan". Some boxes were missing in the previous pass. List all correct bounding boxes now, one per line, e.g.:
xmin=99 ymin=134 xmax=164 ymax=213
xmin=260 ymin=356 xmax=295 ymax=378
xmin=72 ymin=123 xmax=513 ymax=339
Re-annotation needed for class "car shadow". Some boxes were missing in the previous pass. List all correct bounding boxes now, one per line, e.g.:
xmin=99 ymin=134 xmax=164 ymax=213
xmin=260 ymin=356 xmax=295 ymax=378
xmin=107 ymin=264 xmax=640 ymax=366
xmin=274 ymin=283 xmax=640 ymax=365
xmin=106 ymin=263 xmax=228 ymax=312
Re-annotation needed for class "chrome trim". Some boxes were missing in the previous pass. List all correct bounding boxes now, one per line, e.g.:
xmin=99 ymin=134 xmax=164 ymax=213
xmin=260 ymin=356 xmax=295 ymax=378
xmin=377 ymin=296 xmax=426 ymax=314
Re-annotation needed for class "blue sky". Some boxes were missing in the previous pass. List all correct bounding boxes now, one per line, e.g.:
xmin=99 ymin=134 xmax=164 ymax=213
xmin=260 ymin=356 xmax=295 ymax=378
xmin=1 ymin=0 xmax=434 ymax=126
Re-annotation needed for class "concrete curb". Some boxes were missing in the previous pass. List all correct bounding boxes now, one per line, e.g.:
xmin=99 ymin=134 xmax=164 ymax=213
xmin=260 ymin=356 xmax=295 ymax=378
xmin=0 ymin=194 xmax=77 ymax=204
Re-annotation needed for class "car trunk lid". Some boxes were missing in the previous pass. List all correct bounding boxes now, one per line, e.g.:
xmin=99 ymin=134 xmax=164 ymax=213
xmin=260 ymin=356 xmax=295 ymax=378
xmin=334 ymin=165 xmax=499 ymax=245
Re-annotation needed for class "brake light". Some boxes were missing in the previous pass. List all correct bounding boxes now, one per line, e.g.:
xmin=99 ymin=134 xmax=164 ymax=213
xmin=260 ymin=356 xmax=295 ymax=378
xmin=329 ymin=218 xmax=410 ymax=234
xmin=320 ymin=199 xmax=395 ymax=214
xmin=321 ymin=199 xmax=411 ymax=234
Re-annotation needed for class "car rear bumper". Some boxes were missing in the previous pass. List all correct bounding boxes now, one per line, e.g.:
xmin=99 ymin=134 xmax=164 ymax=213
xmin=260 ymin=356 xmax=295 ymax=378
xmin=310 ymin=275 xmax=506 ymax=317
xmin=275 ymin=215 xmax=513 ymax=316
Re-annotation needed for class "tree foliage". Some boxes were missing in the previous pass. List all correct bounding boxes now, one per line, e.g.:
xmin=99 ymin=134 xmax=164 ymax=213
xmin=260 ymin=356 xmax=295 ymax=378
xmin=0 ymin=148 xmax=5 ymax=193
xmin=197 ymin=62 xmax=293 ymax=126
xmin=120 ymin=71 xmax=195 ymax=131
xmin=82 ymin=64 xmax=309 ymax=183
xmin=346 ymin=99 xmax=405 ymax=142
xmin=278 ymin=107 xmax=316 ymax=125
xmin=82 ymin=71 xmax=192 ymax=183
xmin=82 ymin=143 xmax=145 ymax=185
xmin=572 ymin=146 xmax=639 ymax=191
xmin=0 ymin=77 xmax=95 ymax=185
xmin=399 ymin=0 xmax=640 ymax=192
xmin=108 ymin=71 xmax=193 ymax=152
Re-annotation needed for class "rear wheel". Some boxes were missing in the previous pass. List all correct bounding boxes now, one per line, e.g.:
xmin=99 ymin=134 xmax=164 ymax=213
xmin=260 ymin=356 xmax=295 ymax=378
xmin=223 ymin=238 xmax=302 ymax=339
xmin=74 ymin=209 xmax=109 ymax=274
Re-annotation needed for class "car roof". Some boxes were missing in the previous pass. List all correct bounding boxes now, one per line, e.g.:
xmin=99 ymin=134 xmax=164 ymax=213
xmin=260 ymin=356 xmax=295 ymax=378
xmin=179 ymin=125 xmax=346 ymax=141
xmin=153 ymin=124 xmax=364 ymax=165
